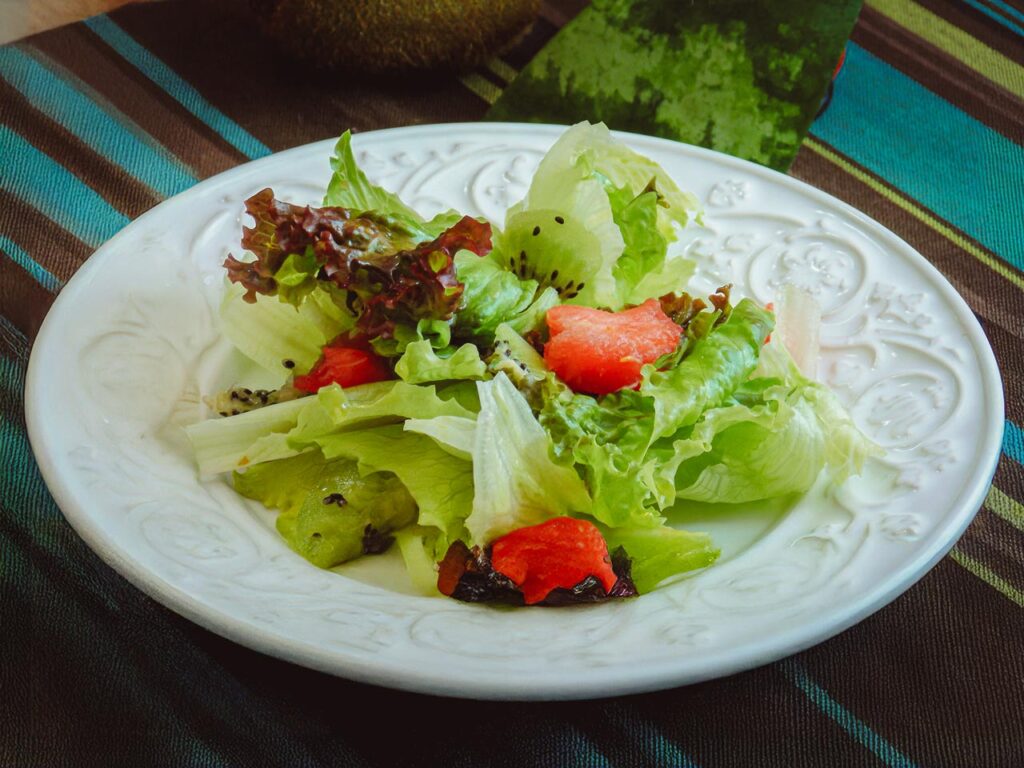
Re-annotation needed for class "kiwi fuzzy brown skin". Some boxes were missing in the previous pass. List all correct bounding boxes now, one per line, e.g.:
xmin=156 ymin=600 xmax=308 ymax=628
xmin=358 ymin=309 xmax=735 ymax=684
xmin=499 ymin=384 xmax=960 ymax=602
xmin=252 ymin=0 xmax=540 ymax=76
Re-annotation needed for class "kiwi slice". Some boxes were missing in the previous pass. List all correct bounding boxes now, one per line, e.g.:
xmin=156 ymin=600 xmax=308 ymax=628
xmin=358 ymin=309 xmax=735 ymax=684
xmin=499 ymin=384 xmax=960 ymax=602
xmin=487 ymin=323 xmax=548 ymax=404
xmin=497 ymin=209 xmax=618 ymax=307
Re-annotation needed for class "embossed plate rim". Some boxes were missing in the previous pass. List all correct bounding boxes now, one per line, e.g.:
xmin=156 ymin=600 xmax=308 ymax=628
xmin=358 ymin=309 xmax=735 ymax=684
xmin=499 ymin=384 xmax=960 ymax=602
xmin=25 ymin=123 xmax=1004 ymax=700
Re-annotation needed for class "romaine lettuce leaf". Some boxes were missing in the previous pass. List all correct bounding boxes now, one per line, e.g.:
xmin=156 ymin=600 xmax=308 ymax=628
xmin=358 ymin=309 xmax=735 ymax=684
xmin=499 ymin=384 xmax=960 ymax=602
xmin=642 ymin=298 xmax=774 ymax=441
xmin=465 ymin=373 xmax=592 ymax=545
xmin=394 ymin=339 xmax=487 ymax=384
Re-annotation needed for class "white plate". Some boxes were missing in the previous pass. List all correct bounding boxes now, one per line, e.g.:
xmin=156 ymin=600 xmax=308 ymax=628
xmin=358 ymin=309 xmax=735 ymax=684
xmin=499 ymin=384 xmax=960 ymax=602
xmin=26 ymin=123 xmax=1003 ymax=700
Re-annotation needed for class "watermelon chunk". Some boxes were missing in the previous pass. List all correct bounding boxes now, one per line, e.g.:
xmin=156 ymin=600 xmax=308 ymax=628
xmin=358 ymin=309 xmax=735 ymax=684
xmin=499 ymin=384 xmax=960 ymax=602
xmin=293 ymin=345 xmax=391 ymax=393
xmin=544 ymin=299 xmax=681 ymax=395
xmin=490 ymin=517 xmax=617 ymax=605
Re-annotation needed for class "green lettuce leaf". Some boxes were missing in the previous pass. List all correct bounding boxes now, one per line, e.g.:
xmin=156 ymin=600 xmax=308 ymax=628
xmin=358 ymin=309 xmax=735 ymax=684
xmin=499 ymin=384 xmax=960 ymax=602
xmin=315 ymin=425 xmax=474 ymax=544
xmin=325 ymin=130 xmax=461 ymax=240
xmin=186 ymin=396 xmax=311 ymax=476
xmin=394 ymin=339 xmax=487 ymax=384
xmin=667 ymin=397 xmax=827 ymax=504
xmin=600 ymin=524 xmax=719 ymax=593
xmin=494 ymin=121 xmax=700 ymax=309
xmin=395 ymin=526 xmax=445 ymax=596
xmin=466 ymin=373 xmax=592 ymax=545
xmin=370 ymin=317 xmax=452 ymax=358
xmin=607 ymin=184 xmax=694 ymax=304
xmin=755 ymin=339 xmax=881 ymax=484
xmin=404 ymin=415 xmax=476 ymax=460
xmin=642 ymin=298 xmax=774 ymax=441
xmin=539 ymin=380 xmax=662 ymax=528
xmin=286 ymin=380 xmax=475 ymax=449
xmin=453 ymin=251 xmax=558 ymax=343
xmin=219 ymin=281 xmax=354 ymax=378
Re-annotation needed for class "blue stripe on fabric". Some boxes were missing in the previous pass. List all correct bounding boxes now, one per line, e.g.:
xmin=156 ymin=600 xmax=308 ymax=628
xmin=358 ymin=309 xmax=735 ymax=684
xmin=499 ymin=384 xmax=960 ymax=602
xmin=1002 ymin=419 xmax=1024 ymax=465
xmin=0 ymin=126 xmax=129 ymax=248
xmin=569 ymin=728 xmax=614 ymax=768
xmin=780 ymin=659 xmax=920 ymax=768
xmin=631 ymin=721 xmax=700 ymax=768
xmin=83 ymin=15 xmax=271 ymax=160
xmin=984 ymin=0 xmax=1024 ymax=25
xmin=810 ymin=42 xmax=1024 ymax=268
xmin=962 ymin=0 xmax=1024 ymax=36
xmin=0 ymin=46 xmax=197 ymax=198
xmin=0 ymin=237 xmax=62 ymax=292
xmin=613 ymin=705 xmax=701 ymax=768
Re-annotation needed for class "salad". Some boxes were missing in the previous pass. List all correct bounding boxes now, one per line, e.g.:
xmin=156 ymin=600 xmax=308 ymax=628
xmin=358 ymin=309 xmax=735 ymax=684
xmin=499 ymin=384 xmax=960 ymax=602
xmin=186 ymin=122 xmax=877 ymax=606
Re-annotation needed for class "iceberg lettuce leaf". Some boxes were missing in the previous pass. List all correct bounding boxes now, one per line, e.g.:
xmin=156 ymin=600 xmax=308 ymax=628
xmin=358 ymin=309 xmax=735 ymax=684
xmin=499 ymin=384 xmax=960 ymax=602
xmin=465 ymin=374 xmax=592 ymax=545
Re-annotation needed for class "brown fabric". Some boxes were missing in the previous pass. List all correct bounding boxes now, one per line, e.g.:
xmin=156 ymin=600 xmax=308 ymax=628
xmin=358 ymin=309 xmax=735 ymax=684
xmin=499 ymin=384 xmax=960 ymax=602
xmin=0 ymin=76 xmax=161 ymax=218
xmin=2 ymin=1 xmax=1024 ymax=765
xmin=854 ymin=5 xmax=1024 ymax=143
xmin=31 ymin=24 xmax=249 ymax=176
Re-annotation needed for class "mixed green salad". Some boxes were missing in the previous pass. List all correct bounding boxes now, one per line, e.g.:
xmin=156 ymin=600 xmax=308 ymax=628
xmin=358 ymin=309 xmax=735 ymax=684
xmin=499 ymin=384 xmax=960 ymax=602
xmin=186 ymin=122 xmax=877 ymax=606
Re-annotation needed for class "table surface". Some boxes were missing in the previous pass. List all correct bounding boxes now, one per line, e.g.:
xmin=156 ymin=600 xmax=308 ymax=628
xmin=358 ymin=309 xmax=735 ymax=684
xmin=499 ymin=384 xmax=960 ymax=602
xmin=2 ymin=1 xmax=1023 ymax=766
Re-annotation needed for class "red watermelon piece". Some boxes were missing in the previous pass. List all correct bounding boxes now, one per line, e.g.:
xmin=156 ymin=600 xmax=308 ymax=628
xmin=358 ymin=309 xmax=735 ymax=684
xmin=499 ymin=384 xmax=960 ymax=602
xmin=490 ymin=517 xmax=618 ymax=605
xmin=544 ymin=299 xmax=681 ymax=395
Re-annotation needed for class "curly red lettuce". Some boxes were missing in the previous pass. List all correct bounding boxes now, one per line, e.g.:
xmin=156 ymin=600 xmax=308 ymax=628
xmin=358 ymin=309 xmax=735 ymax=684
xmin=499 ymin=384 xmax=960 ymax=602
xmin=223 ymin=188 xmax=493 ymax=340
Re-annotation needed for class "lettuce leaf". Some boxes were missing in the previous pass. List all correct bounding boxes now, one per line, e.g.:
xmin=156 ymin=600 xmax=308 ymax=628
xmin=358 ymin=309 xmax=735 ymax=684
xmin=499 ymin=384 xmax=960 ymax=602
xmin=404 ymin=416 xmax=476 ymax=460
xmin=642 ymin=298 xmax=774 ymax=441
xmin=600 ymin=524 xmax=719 ymax=593
xmin=453 ymin=251 xmax=558 ymax=343
xmin=314 ymin=425 xmax=474 ymax=544
xmin=394 ymin=339 xmax=487 ymax=384
xmin=465 ymin=373 xmax=592 ymax=545
xmin=667 ymin=397 xmax=827 ymax=504
xmin=186 ymin=396 xmax=311 ymax=476
xmin=539 ymin=381 xmax=661 ymax=528
xmin=607 ymin=184 xmax=694 ymax=304
xmin=223 ymin=187 xmax=405 ymax=304
xmin=223 ymin=187 xmax=492 ymax=343
xmin=286 ymin=380 xmax=475 ymax=449
xmin=395 ymin=526 xmax=445 ymax=596
xmin=219 ymin=281 xmax=354 ymax=378
xmin=755 ymin=339 xmax=881 ymax=484
xmin=325 ymin=130 xmax=461 ymax=241
xmin=496 ymin=122 xmax=701 ymax=309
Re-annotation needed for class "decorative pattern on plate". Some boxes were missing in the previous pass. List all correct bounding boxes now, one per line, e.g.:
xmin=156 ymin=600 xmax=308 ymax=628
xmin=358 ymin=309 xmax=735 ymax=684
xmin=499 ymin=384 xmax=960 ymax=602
xmin=26 ymin=125 xmax=1001 ymax=700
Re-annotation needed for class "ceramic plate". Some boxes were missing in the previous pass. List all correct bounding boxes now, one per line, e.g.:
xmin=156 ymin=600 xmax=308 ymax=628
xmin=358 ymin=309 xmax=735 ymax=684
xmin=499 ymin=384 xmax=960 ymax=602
xmin=25 ymin=124 xmax=1003 ymax=700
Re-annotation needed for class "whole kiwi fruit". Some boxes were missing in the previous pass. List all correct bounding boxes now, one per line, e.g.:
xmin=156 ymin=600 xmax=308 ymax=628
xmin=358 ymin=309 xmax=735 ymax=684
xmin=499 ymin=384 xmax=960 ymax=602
xmin=252 ymin=0 xmax=540 ymax=75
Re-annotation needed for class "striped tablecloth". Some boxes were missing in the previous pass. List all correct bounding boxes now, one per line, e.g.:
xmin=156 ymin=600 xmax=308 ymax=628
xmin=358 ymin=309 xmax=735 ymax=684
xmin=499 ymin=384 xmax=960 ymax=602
xmin=2 ymin=1 xmax=1023 ymax=765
